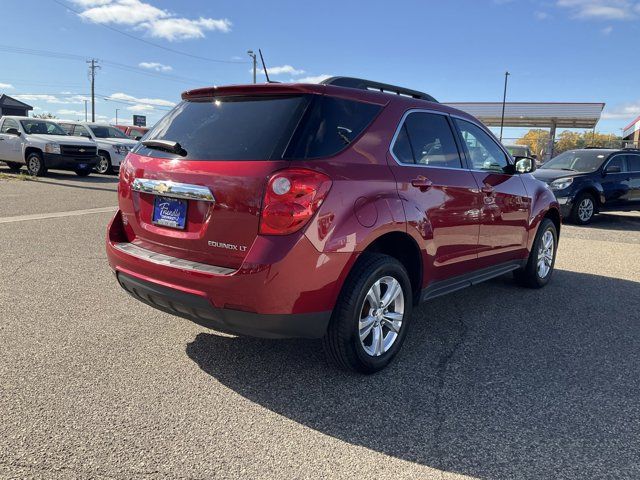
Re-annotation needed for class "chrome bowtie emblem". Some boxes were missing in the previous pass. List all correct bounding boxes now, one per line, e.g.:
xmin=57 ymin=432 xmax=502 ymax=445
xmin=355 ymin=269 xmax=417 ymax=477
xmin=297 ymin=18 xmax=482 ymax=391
xmin=155 ymin=182 xmax=170 ymax=194
xmin=79 ymin=148 xmax=85 ymax=153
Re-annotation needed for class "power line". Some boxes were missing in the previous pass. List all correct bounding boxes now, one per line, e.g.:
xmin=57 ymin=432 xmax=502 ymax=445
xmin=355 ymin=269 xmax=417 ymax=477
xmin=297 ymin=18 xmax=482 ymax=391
xmin=0 ymin=44 xmax=208 ymax=85
xmin=50 ymin=0 xmax=248 ymax=65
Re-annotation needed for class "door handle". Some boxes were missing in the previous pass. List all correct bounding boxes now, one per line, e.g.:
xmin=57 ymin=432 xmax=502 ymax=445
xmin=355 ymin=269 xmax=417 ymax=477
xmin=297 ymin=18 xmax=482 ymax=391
xmin=481 ymin=184 xmax=495 ymax=195
xmin=411 ymin=176 xmax=433 ymax=191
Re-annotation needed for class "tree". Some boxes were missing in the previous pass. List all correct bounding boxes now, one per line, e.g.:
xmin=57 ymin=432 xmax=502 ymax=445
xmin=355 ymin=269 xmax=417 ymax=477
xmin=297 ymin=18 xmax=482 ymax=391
xmin=516 ymin=129 xmax=622 ymax=158
xmin=516 ymin=129 xmax=549 ymax=160
xmin=32 ymin=113 xmax=58 ymax=119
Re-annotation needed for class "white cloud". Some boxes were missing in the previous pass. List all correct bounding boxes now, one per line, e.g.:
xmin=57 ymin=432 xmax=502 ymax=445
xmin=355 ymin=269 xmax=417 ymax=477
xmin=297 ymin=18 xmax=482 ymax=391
xmin=294 ymin=74 xmax=332 ymax=84
xmin=57 ymin=109 xmax=86 ymax=116
xmin=127 ymin=104 xmax=155 ymax=112
xmin=534 ymin=11 xmax=550 ymax=19
xmin=143 ymin=17 xmax=231 ymax=41
xmin=0 ymin=82 xmax=14 ymax=89
xmin=257 ymin=65 xmax=305 ymax=76
xmin=139 ymin=61 xmax=173 ymax=72
xmin=602 ymin=101 xmax=640 ymax=120
xmin=602 ymin=25 xmax=614 ymax=33
xmin=71 ymin=0 xmax=231 ymax=41
xmin=108 ymin=92 xmax=175 ymax=107
xmin=557 ymin=0 xmax=636 ymax=20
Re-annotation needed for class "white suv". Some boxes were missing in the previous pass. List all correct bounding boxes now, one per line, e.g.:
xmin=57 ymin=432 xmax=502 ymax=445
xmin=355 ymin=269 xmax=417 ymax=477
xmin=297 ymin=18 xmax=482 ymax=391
xmin=0 ymin=116 xmax=98 ymax=176
xmin=58 ymin=122 xmax=138 ymax=175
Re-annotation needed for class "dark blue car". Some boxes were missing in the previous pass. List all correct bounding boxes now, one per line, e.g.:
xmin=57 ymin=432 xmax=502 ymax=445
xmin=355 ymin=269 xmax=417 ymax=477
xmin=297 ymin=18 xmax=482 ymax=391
xmin=533 ymin=148 xmax=640 ymax=224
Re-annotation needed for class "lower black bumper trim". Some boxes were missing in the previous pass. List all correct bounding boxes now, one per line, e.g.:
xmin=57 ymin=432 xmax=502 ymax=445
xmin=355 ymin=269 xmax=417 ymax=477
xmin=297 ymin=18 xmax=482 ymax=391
xmin=117 ymin=272 xmax=331 ymax=339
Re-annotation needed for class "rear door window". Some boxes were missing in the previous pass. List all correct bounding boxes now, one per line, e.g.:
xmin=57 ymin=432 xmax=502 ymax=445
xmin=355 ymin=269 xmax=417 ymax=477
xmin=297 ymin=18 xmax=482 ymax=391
xmin=284 ymin=96 xmax=382 ymax=159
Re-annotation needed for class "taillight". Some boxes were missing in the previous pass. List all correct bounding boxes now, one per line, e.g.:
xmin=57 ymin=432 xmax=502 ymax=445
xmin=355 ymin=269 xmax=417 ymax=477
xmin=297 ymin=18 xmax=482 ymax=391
xmin=259 ymin=168 xmax=332 ymax=235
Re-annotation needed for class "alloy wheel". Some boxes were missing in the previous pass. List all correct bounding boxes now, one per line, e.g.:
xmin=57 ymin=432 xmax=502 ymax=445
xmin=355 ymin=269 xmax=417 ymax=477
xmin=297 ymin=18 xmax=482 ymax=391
xmin=537 ymin=229 xmax=555 ymax=279
xmin=96 ymin=155 xmax=109 ymax=174
xmin=578 ymin=198 xmax=594 ymax=222
xmin=358 ymin=276 xmax=404 ymax=357
xmin=27 ymin=156 xmax=40 ymax=175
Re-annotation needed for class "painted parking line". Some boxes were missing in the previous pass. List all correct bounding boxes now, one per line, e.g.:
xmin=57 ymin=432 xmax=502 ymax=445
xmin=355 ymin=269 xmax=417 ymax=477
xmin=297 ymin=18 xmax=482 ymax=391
xmin=0 ymin=206 xmax=117 ymax=224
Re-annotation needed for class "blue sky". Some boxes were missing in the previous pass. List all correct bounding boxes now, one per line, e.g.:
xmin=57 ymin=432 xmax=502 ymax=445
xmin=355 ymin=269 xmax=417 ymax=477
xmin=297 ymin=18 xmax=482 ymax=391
xmin=1 ymin=0 xmax=638 ymax=139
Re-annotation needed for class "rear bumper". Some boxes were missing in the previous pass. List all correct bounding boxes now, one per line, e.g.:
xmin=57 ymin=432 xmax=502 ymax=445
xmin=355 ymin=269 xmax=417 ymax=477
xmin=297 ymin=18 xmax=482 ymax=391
xmin=43 ymin=153 xmax=99 ymax=169
xmin=106 ymin=210 xmax=355 ymax=339
xmin=117 ymin=272 xmax=331 ymax=338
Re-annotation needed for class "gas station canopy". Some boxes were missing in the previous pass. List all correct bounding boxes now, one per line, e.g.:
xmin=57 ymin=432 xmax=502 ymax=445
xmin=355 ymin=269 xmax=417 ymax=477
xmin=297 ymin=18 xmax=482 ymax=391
xmin=444 ymin=102 xmax=605 ymax=129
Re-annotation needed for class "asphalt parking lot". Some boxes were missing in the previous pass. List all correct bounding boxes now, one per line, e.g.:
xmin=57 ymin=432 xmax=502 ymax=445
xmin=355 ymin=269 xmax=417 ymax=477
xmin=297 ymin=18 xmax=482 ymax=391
xmin=1 ymin=166 xmax=639 ymax=480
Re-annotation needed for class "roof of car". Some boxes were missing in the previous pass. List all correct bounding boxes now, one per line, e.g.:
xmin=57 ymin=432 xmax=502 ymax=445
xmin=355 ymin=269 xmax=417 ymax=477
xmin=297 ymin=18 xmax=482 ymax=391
xmin=181 ymin=80 xmax=477 ymax=124
xmin=2 ymin=115 xmax=57 ymax=121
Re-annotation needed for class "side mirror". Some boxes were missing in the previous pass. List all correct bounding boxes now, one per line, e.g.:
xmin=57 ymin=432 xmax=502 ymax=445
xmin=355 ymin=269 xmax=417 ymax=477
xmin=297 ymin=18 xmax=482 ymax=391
xmin=6 ymin=128 xmax=21 ymax=136
xmin=514 ymin=156 xmax=536 ymax=173
xmin=605 ymin=164 xmax=621 ymax=174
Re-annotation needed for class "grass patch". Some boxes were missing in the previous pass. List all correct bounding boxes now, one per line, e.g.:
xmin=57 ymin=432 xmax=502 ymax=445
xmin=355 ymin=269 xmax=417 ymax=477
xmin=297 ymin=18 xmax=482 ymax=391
xmin=0 ymin=172 xmax=37 ymax=181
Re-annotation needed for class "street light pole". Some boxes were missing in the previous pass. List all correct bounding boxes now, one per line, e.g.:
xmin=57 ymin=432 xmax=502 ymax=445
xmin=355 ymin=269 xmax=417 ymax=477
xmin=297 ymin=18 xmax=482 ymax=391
xmin=116 ymin=108 xmax=119 ymax=126
xmin=247 ymin=50 xmax=257 ymax=84
xmin=499 ymin=71 xmax=510 ymax=142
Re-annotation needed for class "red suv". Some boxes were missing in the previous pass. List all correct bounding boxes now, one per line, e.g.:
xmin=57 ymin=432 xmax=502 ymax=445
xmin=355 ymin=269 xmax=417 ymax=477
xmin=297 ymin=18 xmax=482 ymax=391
xmin=106 ymin=77 xmax=560 ymax=373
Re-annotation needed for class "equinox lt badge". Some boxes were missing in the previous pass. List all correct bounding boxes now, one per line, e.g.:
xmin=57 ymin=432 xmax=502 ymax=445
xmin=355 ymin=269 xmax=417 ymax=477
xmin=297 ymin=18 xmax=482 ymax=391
xmin=208 ymin=240 xmax=247 ymax=252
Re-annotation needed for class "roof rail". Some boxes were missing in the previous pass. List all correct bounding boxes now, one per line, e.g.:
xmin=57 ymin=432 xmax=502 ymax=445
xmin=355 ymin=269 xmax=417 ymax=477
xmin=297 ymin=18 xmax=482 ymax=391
xmin=320 ymin=76 xmax=438 ymax=103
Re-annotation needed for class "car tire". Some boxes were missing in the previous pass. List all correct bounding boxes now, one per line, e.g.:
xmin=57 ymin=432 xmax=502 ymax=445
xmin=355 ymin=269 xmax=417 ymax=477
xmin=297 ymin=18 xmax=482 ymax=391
xmin=323 ymin=253 xmax=413 ymax=374
xmin=514 ymin=218 xmax=558 ymax=289
xmin=26 ymin=152 xmax=47 ymax=177
xmin=75 ymin=168 xmax=92 ymax=177
xmin=95 ymin=152 xmax=113 ymax=175
xmin=5 ymin=162 xmax=22 ymax=172
xmin=570 ymin=192 xmax=596 ymax=225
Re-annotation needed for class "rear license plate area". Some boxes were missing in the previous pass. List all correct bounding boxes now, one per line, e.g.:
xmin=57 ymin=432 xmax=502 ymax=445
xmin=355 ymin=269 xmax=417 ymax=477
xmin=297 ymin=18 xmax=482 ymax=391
xmin=152 ymin=196 xmax=187 ymax=230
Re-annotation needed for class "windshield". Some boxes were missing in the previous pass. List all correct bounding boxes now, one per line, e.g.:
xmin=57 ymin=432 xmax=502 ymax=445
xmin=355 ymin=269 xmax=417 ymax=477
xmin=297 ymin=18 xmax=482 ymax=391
xmin=541 ymin=150 xmax=610 ymax=173
xmin=89 ymin=126 xmax=129 ymax=139
xmin=20 ymin=120 xmax=67 ymax=136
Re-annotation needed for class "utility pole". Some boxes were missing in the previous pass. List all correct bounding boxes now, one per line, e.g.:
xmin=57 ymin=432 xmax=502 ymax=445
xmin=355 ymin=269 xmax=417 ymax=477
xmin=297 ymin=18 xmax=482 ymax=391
xmin=87 ymin=59 xmax=100 ymax=122
xmin=499 ymin=71 xmax=510 ymax=142
xmin=84 ymin=100 xmax=88 ymax=122
xmin=247 ymin=50 xmax=257 ymax=84
xmin=116 ymin=108 xmax=119 ymax=126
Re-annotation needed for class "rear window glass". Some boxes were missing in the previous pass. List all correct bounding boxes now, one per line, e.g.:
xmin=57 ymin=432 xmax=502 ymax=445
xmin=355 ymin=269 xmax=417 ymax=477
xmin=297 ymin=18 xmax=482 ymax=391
xmin=135 ymin=94 xmax=381 ymax=161
xmin=136 ymin=96 xmax=311 ymax=160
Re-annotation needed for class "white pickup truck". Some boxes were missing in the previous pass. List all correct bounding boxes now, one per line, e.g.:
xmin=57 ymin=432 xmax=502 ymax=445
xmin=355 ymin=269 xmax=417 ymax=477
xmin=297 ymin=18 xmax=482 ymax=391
xmin=0 ymin=116 xmax=98 ymax=176
xmin=58 ymin=121 xmax=138 ymax=175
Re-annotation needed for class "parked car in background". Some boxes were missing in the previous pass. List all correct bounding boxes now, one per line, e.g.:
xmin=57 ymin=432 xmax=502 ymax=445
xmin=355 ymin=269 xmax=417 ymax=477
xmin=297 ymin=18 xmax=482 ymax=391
xmin=533 ymin=148 xmax=640 ymax=224
xmin=505 ymin=144 xmax=540 ymax=165
xmin=115 ymin=125 xmax=149 ymax=140
xmin=0 ymin=116 xmax=98 ymax=176
xmin=59 ymin=122 xmax=138 ymax=174
xmin=106 ymin=77 xmax=560 ymax=373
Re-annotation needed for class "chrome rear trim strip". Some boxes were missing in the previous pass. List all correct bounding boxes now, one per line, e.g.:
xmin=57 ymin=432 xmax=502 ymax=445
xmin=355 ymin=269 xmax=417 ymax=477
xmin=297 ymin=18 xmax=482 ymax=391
xmin=131 ymin=178 xmax=216 ymax=203
xmin=114 ymin=242 xmax=235 ymax=275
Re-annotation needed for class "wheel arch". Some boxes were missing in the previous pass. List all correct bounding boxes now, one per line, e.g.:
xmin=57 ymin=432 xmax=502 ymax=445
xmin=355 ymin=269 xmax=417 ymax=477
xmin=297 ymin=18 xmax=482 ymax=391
xmin=360 ymin=231 xmax=423 ymax=305
xmin=24 ymin=146 xmax=43 ymax=162
xmin=543 ymin=206 xmax=561 ymax=237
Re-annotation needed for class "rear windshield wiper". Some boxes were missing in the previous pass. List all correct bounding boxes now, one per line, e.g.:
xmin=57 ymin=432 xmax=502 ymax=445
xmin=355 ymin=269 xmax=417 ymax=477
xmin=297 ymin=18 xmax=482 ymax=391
xmin=141 ymin=139 xmax=187 ymax=157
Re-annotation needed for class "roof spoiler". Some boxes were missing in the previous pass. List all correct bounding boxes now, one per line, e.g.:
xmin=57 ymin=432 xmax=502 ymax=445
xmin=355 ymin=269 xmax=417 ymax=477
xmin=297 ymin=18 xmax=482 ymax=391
xmin=320 ymin=76 xmax=437 ymax=103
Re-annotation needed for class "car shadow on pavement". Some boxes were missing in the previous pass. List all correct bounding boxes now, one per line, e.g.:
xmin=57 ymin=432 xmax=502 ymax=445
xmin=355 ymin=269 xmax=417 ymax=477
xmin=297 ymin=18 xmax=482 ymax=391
xmin=186 ymin=270 xmax=640 ymax=480
xmin=585 ymin=212 xmax=640 ymax=232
